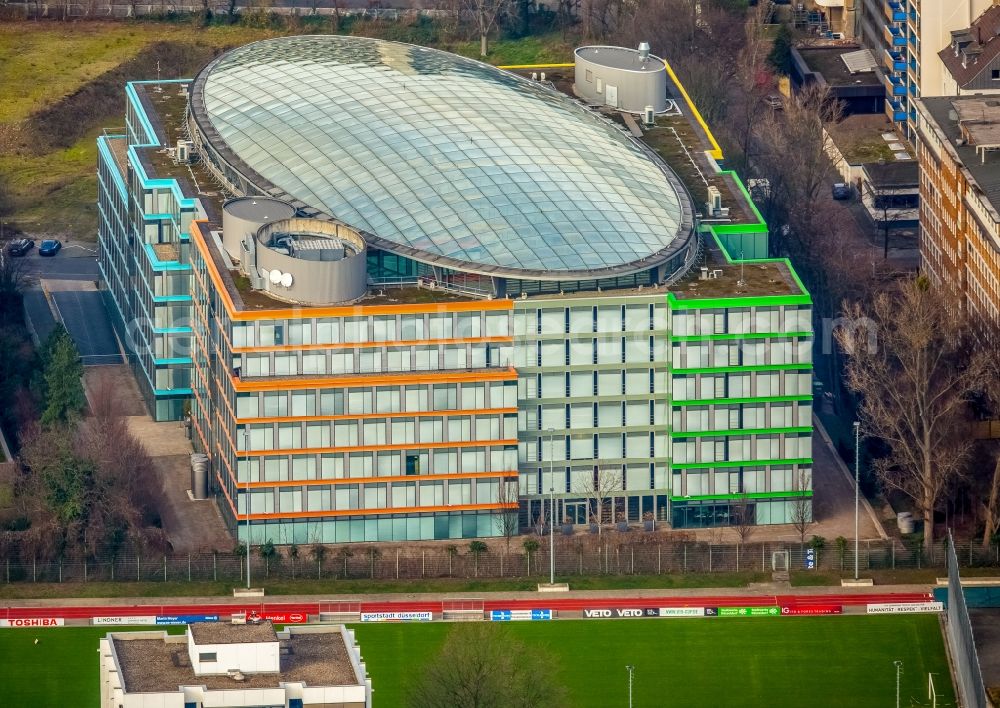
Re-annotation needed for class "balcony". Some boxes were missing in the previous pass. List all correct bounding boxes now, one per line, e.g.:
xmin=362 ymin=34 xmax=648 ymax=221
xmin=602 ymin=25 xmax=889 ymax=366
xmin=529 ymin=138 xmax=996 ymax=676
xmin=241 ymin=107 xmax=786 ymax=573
xmin=883 ymin=24 xmax=907 ymax=46
xmin=887 ymin=100 xmax=907 ymax=122
xmin=883 ymin=49 xmax=906 ymax=72
xmin=884 ymin=0 xmax=906 ymax=21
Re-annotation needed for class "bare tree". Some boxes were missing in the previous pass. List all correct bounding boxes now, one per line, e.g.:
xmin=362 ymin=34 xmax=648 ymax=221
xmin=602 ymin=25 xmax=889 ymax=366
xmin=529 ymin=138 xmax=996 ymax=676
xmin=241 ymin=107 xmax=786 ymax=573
xmin=732 ymin=495 xmax=755 ymax=546
xmin=493 ymin=477 xmax=520 ymax=552
xmin=580 ymin=465 xmax=621 ymax=537
xmin=407 ymin=624 xmax=568 ymax=708
xmin=981 ymin=453 xmax=1000 ymax=550
xmin=462 ymin=0 xmax=511 ymax=56
xmin=837 ymin=277 xmax=992 ymax=553
xmin=789 ymin=469 xmax=813 ymax=546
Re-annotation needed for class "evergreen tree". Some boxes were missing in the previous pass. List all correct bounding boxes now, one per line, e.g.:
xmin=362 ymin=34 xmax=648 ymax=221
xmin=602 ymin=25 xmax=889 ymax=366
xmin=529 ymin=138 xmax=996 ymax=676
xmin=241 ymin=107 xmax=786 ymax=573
xmin=40 ymin=325 xmax=85 ymax=425
xmin=768 ymin=24 xmax=794 ymax=75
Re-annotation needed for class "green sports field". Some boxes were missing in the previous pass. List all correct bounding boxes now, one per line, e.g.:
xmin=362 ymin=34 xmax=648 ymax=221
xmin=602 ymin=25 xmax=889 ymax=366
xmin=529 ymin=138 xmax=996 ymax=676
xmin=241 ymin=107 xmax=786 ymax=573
xmin=0 ymin=616 xmax=954 ymax=707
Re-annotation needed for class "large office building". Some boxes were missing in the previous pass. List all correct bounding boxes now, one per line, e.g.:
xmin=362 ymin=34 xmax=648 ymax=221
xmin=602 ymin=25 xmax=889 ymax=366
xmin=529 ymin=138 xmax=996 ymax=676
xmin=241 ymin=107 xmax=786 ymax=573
xmin=98 ymin=36 xmax=814 ymax=543
xmin=915 ymin=95 xmax=1000 ymax=331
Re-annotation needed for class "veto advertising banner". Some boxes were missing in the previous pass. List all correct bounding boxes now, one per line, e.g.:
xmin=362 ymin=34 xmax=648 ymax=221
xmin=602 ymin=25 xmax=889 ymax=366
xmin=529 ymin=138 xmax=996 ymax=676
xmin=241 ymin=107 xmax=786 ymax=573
xmin=582 ymin=608 xmax=660 ymax=618
xmin=866 ymin=602 xmax=943 ymax=615
xmin=360 ymin=611 xmax=433 ymax=622
xmin=0 ymin=618 xmax=65 ymax=627
xmin=91 ymin=616 xmax=158 ymax=626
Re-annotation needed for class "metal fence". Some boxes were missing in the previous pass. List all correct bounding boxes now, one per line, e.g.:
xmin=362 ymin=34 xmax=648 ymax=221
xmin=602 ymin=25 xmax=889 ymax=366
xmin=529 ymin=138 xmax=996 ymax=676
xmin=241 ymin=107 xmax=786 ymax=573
xmin=945 ymin=530 xmax=988 ymax=708
xmin=1 ymin=536 xmax=998 ymax=584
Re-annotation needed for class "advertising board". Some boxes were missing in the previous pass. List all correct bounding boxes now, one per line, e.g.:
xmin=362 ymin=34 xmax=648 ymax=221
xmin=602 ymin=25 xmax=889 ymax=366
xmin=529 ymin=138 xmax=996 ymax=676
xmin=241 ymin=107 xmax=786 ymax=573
xmin=658 ymin=607 xmax=706 ymax=618
xmin=155 ymin=615 xmax=220 ymax=625
xmin=489 ymin=609 xmax=552 ymax=621
xmin=779 ymin=605 xmax=842 ymax=616
xmin=360 ymin=611 xmax=433 ymax=622
xmin=582 ymin=608 xmax=661 ymax=618
xmin=0 ymin=618 xmax=64 ymax=627
xmin=92 ymin=616 xmax=158 ymax=626
xmin=865 ymin=602 xmax=943 ymax=615
xmin=717 ymin=606 xmax=781 ymax=617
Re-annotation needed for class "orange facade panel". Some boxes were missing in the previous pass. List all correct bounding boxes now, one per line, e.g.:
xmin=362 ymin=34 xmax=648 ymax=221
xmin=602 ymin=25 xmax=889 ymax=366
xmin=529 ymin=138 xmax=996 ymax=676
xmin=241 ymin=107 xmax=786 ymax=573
xmin=238 ymin=407 xmax=518 ymax=425
xmin=230 ymin=366 xmax=517 ymax=392
xmin=244 ymin=501 xmax=518 ymax=521
xmin=233 ymin=335 xmax=513 ymax=354
xmin=244 ymin=470 xmax=519 ymax=488
xmin=240 ymin=438 xmax=519 ymax=457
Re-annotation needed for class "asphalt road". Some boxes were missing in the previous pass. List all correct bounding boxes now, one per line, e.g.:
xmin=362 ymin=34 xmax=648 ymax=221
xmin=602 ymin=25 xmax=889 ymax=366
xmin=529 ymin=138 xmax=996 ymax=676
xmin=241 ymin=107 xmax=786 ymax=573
xmin=15 ymin=243 xmax=100 ymax=282
xmin=50 ymin=290 xmax=122 ymax=365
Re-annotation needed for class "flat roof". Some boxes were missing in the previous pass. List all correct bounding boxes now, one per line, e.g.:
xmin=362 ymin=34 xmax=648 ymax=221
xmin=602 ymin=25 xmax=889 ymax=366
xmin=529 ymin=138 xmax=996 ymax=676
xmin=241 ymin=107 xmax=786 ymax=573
xmin=922 ymin=95 xmax=1000 ymax=216
xmin=224 ymin=197 xmax=296 ymax=223
xmin=111 ymin=627 xmax=360 ymax=693
xmin=797 ymin=46 xmax=881 ymax=87
xmin=190 ymin=621 xmax=278 ymax=645
xmin=190 ymin=36 xmax=694 ymax=280
xmin=574 ymin=45 xmax=666 ymax=73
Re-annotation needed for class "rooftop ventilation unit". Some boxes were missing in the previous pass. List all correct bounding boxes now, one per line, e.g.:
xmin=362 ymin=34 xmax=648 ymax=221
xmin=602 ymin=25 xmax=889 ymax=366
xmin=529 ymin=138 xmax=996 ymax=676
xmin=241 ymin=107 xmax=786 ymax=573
xmin=643 ymin=105 xmax=655 ymax=128
xmin=706 ymin=186 xmax=722 ymax=217
xmin=176 ymin=139 xmax=195 ymax=164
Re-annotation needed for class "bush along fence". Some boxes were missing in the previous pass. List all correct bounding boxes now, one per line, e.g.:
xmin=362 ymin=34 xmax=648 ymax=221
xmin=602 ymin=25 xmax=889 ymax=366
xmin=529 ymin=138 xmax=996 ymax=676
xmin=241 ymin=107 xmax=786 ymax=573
xmin=2 ymin=537 xmax=1000 ymax=584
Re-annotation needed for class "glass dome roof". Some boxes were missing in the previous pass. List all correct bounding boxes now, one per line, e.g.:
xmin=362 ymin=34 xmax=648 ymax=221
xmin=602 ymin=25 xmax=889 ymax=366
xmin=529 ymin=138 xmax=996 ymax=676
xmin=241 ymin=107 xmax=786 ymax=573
xmin=193 ymin=36 xmax=693 ymax=278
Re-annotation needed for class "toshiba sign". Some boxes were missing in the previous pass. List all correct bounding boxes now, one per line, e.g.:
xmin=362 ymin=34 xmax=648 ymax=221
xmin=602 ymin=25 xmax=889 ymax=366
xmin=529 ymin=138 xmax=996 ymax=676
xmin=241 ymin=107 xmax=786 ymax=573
xmin=0 ymin=618 xmax=65 ymax=627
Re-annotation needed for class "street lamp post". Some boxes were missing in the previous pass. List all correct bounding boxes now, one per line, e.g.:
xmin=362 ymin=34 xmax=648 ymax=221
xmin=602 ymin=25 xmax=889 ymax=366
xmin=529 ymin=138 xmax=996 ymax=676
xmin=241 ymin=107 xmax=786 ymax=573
xmin=626 ymin=665 xmax=634 ymax=708
xmin=894 ymin=660 xmax=903 ymax=708
xmin=242 ymin=429 xmax=251 ymax=590
xmin=547 ymin=427 xmax=555 ymax=586
xmin=853 ymin=421 xmax=860 ymax=581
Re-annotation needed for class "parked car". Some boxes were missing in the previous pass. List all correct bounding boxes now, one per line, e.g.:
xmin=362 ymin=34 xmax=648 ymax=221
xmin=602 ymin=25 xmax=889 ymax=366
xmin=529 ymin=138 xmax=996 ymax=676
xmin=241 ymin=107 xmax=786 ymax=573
xmin=6 ymin=238 xmax=33 ymax=257
xmin=832 ymin=183 xmax=852 ymax=200
xmin=764 ymin=94 xmax=784 ymax=110
xmin=38 ymin=239 xmax=62 ymax=256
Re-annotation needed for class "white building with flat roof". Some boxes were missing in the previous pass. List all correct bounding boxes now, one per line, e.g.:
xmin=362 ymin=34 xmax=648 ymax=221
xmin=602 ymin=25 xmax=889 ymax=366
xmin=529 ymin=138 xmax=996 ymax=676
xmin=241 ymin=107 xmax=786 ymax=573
xmin=98 ymin=621 xmax=371 ymax=708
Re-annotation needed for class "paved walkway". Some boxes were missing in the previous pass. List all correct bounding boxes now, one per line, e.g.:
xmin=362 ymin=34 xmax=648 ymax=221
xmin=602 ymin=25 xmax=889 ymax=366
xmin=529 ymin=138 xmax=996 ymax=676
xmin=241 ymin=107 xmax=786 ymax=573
xmin=83 ymin=366 xmax=233 ymax=553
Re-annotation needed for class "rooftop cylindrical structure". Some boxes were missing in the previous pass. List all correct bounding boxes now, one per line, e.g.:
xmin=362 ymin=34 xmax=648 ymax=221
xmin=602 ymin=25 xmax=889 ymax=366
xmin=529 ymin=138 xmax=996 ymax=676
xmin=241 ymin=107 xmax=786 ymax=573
xmin=253 ymin=217 xmax=368 ymax=305
xmin=574 ymin=45 xmax=668 ymax=114
xmin=222 ymin=197 xmax=296 ymax=263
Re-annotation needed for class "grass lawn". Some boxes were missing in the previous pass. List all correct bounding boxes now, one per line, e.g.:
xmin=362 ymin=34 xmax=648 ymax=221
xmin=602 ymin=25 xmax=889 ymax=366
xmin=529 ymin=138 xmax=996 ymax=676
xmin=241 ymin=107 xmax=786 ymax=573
xmin=4 ymin=616 xmax=952 ymax=707
xmin=0 ymin=626 xmax=185 ymax=707
xmin=356 ymin=615 xmax=955 ymax=707
xmin=0 ymin=20 xmax=573 ymax=238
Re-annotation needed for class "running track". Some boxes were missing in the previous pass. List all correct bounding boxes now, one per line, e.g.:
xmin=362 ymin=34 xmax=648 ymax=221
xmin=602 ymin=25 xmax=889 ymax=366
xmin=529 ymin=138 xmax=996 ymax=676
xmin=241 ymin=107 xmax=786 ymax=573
xmin=0 ymin=592 xmax=933 ymax=620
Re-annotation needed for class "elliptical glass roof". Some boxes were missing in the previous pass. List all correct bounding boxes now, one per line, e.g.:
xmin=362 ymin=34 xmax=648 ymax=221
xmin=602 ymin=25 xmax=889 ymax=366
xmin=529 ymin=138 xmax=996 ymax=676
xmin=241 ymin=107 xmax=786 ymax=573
xmin=195 ymin=36 xmax=692 ymax=277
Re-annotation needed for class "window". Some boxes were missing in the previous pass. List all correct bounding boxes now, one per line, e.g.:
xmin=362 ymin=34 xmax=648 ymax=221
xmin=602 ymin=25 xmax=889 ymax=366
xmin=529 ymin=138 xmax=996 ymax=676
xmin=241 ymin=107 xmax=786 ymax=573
xmin=199 ymin=652 xmax=217 ymax=662
xmin=993 ymin=69 xmax=1000 ymax=80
